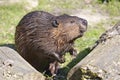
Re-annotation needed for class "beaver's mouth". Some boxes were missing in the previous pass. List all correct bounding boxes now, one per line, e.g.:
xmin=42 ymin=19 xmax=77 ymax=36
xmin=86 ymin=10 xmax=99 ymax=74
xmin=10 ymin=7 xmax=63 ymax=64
xmin=69 ymin=34 xmax=83 ymax=43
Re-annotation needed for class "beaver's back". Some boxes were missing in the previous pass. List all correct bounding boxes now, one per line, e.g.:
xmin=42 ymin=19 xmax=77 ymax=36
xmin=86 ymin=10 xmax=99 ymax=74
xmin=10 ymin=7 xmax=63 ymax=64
xmin=15 ymin=11 xmax=63 ymax=72
xmin=15 ymin=11 xmax=56 ymax=57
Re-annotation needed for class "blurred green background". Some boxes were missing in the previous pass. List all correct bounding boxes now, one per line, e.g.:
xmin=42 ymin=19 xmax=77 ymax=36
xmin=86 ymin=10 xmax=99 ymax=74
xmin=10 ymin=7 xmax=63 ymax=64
xmin=0 ymin=0 xmax=120 ymax=79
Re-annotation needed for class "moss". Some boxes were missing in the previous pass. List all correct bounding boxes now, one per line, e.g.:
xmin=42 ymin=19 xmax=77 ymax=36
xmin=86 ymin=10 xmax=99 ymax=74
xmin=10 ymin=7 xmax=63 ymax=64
xmin=80 ymin=68 xmax=102 ymax=80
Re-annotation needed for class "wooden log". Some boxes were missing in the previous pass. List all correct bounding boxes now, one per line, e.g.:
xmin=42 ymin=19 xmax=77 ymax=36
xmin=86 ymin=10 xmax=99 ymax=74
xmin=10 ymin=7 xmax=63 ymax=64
xmin=67 ymin=22 xmax=120 ymax=80
xmin=0 ymin=47 xmax=45 ymax=80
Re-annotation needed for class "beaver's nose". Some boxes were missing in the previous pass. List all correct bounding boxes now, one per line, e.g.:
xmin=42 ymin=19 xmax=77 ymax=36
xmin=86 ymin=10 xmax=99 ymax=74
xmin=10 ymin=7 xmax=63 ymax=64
xmin=81 ymin=19 xmax=88 ymax=27
xmin=78 ymin=18 xmax=88 ymax=34
xmin=79 ymin=18 xmax=88 ymax=27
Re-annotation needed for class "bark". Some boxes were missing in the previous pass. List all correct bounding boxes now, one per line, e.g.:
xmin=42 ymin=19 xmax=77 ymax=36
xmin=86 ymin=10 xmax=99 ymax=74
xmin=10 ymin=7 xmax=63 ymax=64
xmin=0 ymin=47 xmax=45 ymax=80
xmin=67 ymin=22 xmax=120 ymax=80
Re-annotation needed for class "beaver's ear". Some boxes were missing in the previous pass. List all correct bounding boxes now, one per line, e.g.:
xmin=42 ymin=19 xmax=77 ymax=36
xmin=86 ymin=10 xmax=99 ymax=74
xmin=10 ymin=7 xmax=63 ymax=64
xmin=52 ymin=20 xmax=59 ymax=27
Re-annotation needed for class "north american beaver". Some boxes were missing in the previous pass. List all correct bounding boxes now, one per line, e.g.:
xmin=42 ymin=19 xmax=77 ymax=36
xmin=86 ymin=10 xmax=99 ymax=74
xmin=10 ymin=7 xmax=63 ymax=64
xmin=15 ymin=11 xmax=87 ymax=76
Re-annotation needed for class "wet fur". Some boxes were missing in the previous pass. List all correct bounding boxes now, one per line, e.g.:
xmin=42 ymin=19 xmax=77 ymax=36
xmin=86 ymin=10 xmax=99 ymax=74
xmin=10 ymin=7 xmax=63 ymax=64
xmin=15 ymin=11 xmax=87 ymax=75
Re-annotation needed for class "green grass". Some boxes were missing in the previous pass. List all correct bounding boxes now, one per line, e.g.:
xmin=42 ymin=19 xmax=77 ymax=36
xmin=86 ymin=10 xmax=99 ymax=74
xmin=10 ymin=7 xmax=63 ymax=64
xmin=0 ymin=3 xmax=28 ymax=44
xmin=104 ymin=1 xmax=120 ymax=16
xmin=96 ymin=0 xmax=120 ymax=16
xmin=37 ymin=0 xmax=85 ymax=11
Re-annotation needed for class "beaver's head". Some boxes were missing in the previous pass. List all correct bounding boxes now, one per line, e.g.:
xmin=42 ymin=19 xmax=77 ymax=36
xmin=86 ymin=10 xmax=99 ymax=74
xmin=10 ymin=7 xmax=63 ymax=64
xmin=51 ymin=14 xmax=87 ymax=43
xmin=49 ymin=14 xmax=87 ymax=63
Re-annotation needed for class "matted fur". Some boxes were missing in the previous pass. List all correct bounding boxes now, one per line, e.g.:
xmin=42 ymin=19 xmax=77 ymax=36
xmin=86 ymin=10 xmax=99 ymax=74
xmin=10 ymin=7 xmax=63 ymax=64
xmin=15 ymin=11 xmax=87 ymax=75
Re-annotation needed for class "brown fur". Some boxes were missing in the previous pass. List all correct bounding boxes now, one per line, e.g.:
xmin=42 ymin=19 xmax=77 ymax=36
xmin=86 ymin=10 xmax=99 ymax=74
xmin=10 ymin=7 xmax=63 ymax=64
xmin=15 ymin=11 xmax=87 ymax=75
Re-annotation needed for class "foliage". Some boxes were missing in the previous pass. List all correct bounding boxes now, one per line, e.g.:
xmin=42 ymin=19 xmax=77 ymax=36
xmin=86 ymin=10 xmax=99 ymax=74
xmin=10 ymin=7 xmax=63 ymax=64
xmin=97 ymin=0 xmax=120 ymax=16
xmin=0 ymin=3 xmax=27 ymax=44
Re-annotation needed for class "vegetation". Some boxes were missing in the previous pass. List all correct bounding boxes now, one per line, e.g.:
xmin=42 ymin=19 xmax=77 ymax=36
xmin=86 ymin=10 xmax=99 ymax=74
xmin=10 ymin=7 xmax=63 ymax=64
xmin=0 ymin=0 xmax=120 ymax=79
xmin=97 ymin=0 xmax=120 ymax=16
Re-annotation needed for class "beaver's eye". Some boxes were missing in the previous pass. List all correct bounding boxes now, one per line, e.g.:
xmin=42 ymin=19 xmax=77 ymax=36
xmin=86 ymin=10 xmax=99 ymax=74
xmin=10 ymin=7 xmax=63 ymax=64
xmin=70 ymin=20 xmax=75 ymax=23
xmin=52 ymin=20 xmax=59 ymax=27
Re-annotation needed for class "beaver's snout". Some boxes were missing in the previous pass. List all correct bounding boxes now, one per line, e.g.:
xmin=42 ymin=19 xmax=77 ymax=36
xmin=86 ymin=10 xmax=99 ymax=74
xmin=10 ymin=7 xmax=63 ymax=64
xmin=79 ymin=18 xmax=88 ymax=36
xmin=81 ymin=19 xmax=88 ymax=27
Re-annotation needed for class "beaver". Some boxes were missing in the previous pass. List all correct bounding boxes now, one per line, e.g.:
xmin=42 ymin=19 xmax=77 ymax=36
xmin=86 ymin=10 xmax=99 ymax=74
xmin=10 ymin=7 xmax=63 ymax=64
xmin=15 ymin=11 xmax=87 ymax=76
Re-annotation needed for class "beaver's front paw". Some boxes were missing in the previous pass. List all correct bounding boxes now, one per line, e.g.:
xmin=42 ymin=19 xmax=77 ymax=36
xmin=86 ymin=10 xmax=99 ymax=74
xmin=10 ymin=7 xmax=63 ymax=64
xmin=69 ymin=48 xmax=77 ymax=58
